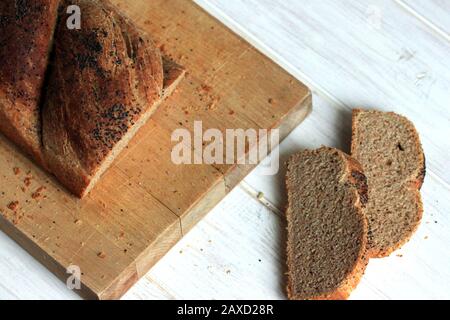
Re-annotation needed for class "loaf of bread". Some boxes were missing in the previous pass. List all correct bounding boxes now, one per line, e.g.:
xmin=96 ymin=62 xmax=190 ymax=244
xmin=42 ymin=0 xmax=184 ymax=197
xmin=0 ymin=0 xmax=184 ymax=198
xmin=351 ymin=109 xmax=425 ymax=258
xmin=286 ymin=147 xmax=369 ymax=300
xmin=0 ymin=0 xmax=60 ymax=165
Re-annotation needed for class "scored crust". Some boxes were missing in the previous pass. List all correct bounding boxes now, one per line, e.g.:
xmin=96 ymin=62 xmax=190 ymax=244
xmin=42 ymin=0 xmax=185 ymax=198
xmin=0 ymin=0 xmax=60 ymax=166
xmin=80 ymin=58 xmax=185 ymax=197
xmin=286 ymin=147 xmax=369 ymax=300
xmin=45 ymin=57 xmax=185 ymax=198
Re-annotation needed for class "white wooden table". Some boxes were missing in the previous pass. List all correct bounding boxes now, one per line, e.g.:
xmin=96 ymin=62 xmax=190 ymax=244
xmin=0 ymin=0 xmax=449 ymax=300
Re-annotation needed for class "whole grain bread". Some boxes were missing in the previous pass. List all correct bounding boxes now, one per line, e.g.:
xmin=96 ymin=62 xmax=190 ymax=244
xmin=286 ymin=147 xmax=368 ymax=300
xmin=351 ymin=109 xmax=425 ymax=258
xmin=42 ymin=0 xmax=185 ymax=197
xmin=0 ymin=0 xmax=60 ymax=165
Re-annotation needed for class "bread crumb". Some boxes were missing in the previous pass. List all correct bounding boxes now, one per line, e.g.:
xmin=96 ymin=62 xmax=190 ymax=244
xmin=7 ymin=201 xmax=19 ymax=211
xmin=424 ymin=236 xmax=428 ymax=240
xmin=24 ymin=176 xmax=32 ymax=187
xmin=201 ymin=84 xmax=212 ymax=93
xmin=13 ymin=167 xmax=20 ymax=175
xmin=207 ymin=97 xmax=219 ymax=110
xmin=268 ymin=98 xmax=275 ymax=104
xmin=74 ymin=219 xmax=83 ymax=226
xmin=257 ymin=192 xmax=264 ymax=200
xmin=31 ymin=186 xmax=46 ymax=199
xmin=396 ymin=254 xmax=403 ymax=258
xmin=97 ymin=252 xmax=106 ymax=259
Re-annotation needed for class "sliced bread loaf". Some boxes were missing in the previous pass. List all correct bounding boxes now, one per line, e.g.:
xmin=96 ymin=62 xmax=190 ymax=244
xmin=286 ymin=147 xmax=368 ymax=300
xmin=42 ymin=0 xmax=185 ymax=197
xmin=351 ymin=109 xmax=425 ymax=258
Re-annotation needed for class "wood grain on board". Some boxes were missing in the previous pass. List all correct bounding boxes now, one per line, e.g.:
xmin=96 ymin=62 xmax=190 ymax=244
xmin=0 ymin=0 xmax=311 ymax=299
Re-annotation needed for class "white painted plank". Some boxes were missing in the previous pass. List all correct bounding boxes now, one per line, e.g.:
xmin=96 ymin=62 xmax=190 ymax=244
xmin=196 ymin=0 xmax=450 ymax=188
xmin=245 ymin=94 xmax=450 ymax=299
xmin=192 ymin=0 xmax=450 ymax=299
xmin=0 ymin=231 xmax=80 ymax=300
xmin=222 ymin=0 xmax=450 ymax=297
xmin=398 ymin=0 xmax=450 ymax=41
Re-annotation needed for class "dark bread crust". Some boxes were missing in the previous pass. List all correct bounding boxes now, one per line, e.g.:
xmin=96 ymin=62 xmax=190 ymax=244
xmin=331 ymin=153 xmax=369 ymax=300
xmin=42 ymin=0 xmax=185 ymax=197
xmin=286 ymin=147 xmax=369 ymax=300
xmin=351 ymin=109 xmax=425 ymax=258
xmin=0 ymin=0 xmax=60 ymax=165
xmin=348 ymin=169 xmax=368 ymax=207
xmin=416 ymin=153 xmax=426 ymax=190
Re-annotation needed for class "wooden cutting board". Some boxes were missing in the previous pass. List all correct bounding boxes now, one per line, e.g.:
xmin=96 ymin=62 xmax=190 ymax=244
xmin=0 ymin=0 xmax=311 ymax=299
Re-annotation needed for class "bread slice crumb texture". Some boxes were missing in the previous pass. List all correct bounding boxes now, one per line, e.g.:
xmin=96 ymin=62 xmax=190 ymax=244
xmin=286 ymin=147 xmax=368 ymax=300
xmin=352 ymin=109 xmax=425 ymax=258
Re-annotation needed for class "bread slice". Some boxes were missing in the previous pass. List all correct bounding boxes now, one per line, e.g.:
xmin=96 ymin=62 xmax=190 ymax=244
xmin=0 ymin=0 xmax=60 ymax=165
xmin=351 ymin=109 xmax=425 ymax=258
xmin=286 ymin=147 xmax=369 ymax=300
xmin=42 ymin=0 xmax=185 ymax=197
